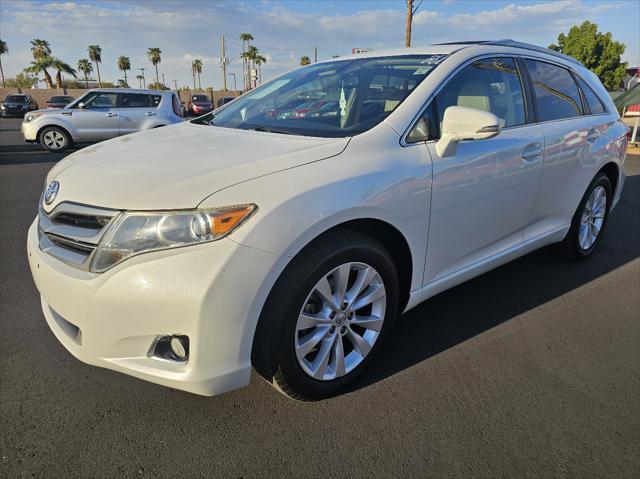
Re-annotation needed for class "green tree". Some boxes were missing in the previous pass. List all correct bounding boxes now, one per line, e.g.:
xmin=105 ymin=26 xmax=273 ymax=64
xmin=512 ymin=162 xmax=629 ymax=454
xmin=254 ymin=54 xmax=266 ymax=85
xmin=25 ymin=57 xmax=55 ymax=89
xmin=77 ymin=59 xmax=93 ymax=88
xmin=192 ymin=58 xmax=203 ymax=89
xmin=5 ymin=72 xmax=38 ymax=88
xmin=549 ymin=21 xmax=627 ymax=90
xmin=239 ymin=33 xmax=254 ymax=90
xmin=117 ymin=56 xmax=131 ymax=87
xmin=147 ymin=47 xmax=162 ymax=85
xmin=30 ymin=39 xmax=51 ymax=59
xmin=147 ymin=81 xmax=168 ymax=91
xmin=0 ymin=39 xmax=7 ymax=87
xmin=51 ymin=58 xmax=76 ymax=89
xmin=300 ymin=56 xmax=311 ymax=66
xmin=88 ymin=45 xmax=103 ymax=87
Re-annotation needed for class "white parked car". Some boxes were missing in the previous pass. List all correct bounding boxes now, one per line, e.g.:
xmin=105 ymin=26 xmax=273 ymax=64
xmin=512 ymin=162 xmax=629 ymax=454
xmin=21 ymin=89 xmax=184 ymax=152
xmin=27 ymin=41 xmax=627 ymax=400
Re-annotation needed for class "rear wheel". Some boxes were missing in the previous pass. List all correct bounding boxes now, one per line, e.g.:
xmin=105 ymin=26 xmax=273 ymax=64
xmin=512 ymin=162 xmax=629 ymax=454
xmin=252 ymin=229 xmax=399 ymax=401
xmin=560 ymin=172 xmax=611 ymax=260
xmin=39 ymin=126 xmax=71 ymax=152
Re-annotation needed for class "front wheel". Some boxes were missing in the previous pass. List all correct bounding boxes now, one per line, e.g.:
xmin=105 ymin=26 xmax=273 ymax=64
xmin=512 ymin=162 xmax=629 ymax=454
xmin=39 ymin=126 xmax=71 ymax=152
xmin=252 ymin=230 xmax=399 ymax=401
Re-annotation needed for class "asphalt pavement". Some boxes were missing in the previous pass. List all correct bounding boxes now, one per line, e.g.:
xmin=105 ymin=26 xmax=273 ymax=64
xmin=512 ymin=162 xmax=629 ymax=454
xmin=1 ymin=117 xmax=638 ymax=478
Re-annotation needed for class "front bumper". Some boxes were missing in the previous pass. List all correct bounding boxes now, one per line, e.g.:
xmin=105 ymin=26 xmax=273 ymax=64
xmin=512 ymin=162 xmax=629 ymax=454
xmin=1 ymin=109 xmax=28 ymax=117
xmin=27 ymin=218 xmax=278 ymax=396
xmin=21 ymin=120 xmax=38 ymax=141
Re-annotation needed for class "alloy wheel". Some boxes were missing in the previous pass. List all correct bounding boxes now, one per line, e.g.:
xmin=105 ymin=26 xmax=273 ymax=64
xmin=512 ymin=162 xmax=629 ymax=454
xmin=294 ymin=262 xmax=386 ymax=381
xmin=43 ymin=130 xmax=67 ymax=150
xmin=579 ymin=185 xmax=607 ymax=250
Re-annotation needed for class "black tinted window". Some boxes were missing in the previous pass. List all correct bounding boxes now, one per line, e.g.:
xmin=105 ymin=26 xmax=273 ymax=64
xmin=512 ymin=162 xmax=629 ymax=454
xmin=120 ymin=93 xmax=150 ymax=108
xmin=525 ymin=59 xmax=583 ymax=121
xmin=435 ymin=57 xmax=525 ymax=129
xmin=192 ymin=95 xmax=209 ymax=102
xmin=5 ymin=95 xmax=28 ymax=103
xmin=150 ymin=95 xmax=162 ymax=107
xmin=575 ymin=76 xmax=606 ymax=114
xmin=83 ymin=92 xmax=117 ymax=109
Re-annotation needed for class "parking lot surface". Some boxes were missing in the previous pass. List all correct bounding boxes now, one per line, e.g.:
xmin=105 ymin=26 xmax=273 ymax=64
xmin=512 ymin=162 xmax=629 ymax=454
xmin=1 ymin=117 xmax=639 ymax=478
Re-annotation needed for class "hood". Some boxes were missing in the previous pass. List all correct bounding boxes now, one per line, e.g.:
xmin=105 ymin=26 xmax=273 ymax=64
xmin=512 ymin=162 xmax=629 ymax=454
xmin=44 ymin=122 xmax=349 ymax=212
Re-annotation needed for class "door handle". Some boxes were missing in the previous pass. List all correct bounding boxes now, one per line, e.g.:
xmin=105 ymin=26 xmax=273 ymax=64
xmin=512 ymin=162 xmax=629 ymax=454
xmin=587 ymin=128 xmax=600 ymax=142
xmin=145 ymin=112 xmax=157 ymax=116
xmin=522 ymin=142 xmax=542 ymax=161
xmin=105 ymin=112 xmax=118 ymax=117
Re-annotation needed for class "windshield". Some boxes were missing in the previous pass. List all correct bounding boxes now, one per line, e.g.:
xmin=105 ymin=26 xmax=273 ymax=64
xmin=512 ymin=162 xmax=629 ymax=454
xmin=5 ymin=96 xmax=28 ymax=103
xmin=50 ymin=96 xmax=72 ymax=103
xmin=192 ymin=95 xmax=210 ymax=102
xmin=206 ymin=54 xmax=447 ymax=138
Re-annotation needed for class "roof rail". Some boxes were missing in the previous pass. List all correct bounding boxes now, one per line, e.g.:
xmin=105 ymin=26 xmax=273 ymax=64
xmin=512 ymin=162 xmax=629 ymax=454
xmin=433 ymin=39 xmax=582 ymax=66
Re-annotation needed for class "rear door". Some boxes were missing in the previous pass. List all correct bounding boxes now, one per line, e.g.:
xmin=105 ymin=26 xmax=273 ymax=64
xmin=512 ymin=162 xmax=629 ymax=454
xmin=118 ymin=93 xmax=157 ymax=135
xmin=522 ymin=59 xmax=600 ymax=240
xmin=72 ymin=91 xmax=119 ymax=141
xmin=417 ymin=57 xmax=544 ymax=284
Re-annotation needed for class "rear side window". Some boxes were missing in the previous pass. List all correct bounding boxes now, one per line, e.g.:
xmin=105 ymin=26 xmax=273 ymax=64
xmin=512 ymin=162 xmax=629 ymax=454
xmin=525 ymin=59 xmax=583 ymax=121
xmin=120 ymin=93 xmax=150 ymax=108
xmin=575 ymin=76 xmax=606 ymax=114
xmin=435 ymin=57 xmax=526 ymax=129
xmin=172 ymin=94 xmax=183 ymax=117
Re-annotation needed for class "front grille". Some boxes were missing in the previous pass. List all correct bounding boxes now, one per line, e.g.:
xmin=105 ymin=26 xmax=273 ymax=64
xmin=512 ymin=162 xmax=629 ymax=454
xmin=38 ymin=202 xmax=118 ymax=270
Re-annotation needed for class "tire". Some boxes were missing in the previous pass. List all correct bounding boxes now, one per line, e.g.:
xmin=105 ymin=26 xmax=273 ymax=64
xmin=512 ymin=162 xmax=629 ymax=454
xmin=39 ymin=126 xmax=71 ymax=153
xmin=252 ymin=229 xmax=399 ymax=401
xmin=560 ymin=172 xmax=612 ymax=260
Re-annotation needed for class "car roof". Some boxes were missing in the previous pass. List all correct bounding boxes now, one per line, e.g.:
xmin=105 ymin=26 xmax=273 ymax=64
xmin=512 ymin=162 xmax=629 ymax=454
xmin=85 ymin=88 xmax=173 ymax=95
xmin=317 ymin=40 xmax=582 ymax=67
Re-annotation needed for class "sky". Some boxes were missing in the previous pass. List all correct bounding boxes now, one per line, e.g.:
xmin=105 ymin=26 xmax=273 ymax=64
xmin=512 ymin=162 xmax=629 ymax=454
xmin=1 ymin=0 xmax=638 ymax=90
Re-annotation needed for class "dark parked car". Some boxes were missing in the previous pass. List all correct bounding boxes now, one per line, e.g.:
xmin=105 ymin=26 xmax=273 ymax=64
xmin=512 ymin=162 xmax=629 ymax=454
xmin=1 ymin=94 xmax=38 ymax=117
xmin=46 ymin=95 xmax=75 ymax=109
xmin=217 ymin=96 xmax=236 ymax=108
xmin=188 ymin=94 xmax=214 ymax=116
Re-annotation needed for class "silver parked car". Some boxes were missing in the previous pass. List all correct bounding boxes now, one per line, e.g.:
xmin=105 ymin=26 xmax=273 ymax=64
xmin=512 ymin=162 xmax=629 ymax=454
xmin=21 ymin=89 xmax=184 ymax=152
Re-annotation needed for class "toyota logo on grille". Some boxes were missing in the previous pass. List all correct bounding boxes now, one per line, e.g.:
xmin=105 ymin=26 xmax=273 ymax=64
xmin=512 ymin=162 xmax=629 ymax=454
xmin=44 ymin=180 xmax=60 ymax=205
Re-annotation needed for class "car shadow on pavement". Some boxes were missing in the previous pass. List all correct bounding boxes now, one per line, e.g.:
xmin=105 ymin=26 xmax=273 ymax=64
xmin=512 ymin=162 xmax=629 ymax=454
xmin=348 ymin=173 xmax=639 ymax=395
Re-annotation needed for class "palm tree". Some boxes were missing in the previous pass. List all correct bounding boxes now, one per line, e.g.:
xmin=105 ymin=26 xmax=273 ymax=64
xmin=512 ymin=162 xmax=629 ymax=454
xmin=147 ymin=47 xmax=162 ymax=85
xmin=192 ymin=59 xmax=203 ymax=90
xmin=50 ymin=58 xmax=76 ymax=88
xmin=0 ymin=39 xmax=7 ymax=87
xmin=30 ymin=39 xmax=51 ymax=60
xmin=88 ymin=45 xmax=102 ymax=87
xmin=136 ymin=74 xmax=144 ymax=88
xmin=239 ymin=33 xmax=254 ymax=90
xmin=25 ymin=57 xmax=54 ymax=89
xmin=77 ymin=59 xmax=93 ymax=88
xmin=254 ymin=54 xmax=266 ymax=85
xmin=244 ymin=45 xmax=260 ymax=88
xmin=300 ymin=56 xmax=311 ymax=66
xmin=117 ymin=56 xmax=131 ymax=87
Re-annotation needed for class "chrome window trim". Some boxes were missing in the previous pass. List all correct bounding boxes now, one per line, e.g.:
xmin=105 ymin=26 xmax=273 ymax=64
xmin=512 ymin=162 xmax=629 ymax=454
xmin=400 ymin=52 xmax=613 ymax=148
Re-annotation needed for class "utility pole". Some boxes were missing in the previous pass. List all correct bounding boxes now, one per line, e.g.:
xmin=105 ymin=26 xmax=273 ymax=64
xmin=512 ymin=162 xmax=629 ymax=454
xmin=229 ymin=72 xmax=237 ymax=92
xmin=405 ymin=0 xmax=413 ymax=47
xmin=138 ymin=68 xmax=146 ymax=88
xmin=314 ymin=47 xmax=318 ymax=63
xmin=173 ymin=80 xmax=178 ymax=91
xmin=220 ymin=35 xmax=228 ymax=91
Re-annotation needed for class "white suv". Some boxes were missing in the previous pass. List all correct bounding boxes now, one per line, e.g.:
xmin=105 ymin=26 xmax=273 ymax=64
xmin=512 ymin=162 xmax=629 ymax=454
xmin=21 ymin=89 xmax=184 ymax=152
xmin=27 ymin=41 xmax=627 ymax=400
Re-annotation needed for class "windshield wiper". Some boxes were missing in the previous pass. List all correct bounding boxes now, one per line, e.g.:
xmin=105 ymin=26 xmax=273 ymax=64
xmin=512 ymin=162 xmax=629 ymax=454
xmin=252 ymin=125 xmax=302 ymax=136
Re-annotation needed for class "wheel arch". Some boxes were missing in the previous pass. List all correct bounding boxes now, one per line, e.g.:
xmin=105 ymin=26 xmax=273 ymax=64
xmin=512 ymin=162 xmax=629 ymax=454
xmin=599 ymin=161 xmax=619 ymax=199
xmin=36 ymin=123 xmax=74 ymax=143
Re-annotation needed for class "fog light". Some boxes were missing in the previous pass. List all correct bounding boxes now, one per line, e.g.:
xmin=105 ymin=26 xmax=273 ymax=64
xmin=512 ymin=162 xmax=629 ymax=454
xmin=151 ymin=335 xmax=189 ymax=362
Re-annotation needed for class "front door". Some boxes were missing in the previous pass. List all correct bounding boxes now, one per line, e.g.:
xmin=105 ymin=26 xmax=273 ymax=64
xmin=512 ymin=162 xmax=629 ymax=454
xmin=72 ymin=91 xmax=119 ymax=141
xmin=420 ymin=57 xmax=544 ymax=284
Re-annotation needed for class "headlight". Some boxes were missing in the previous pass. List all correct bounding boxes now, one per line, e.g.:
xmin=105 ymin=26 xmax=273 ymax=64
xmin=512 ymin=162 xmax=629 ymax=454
xmin=0 ymin=104 xmax=5 ymax=110
xmin=24 ymin=112 xmax=42 ymax=122
xmin=90 ymin=205 xmax=257 ymax=272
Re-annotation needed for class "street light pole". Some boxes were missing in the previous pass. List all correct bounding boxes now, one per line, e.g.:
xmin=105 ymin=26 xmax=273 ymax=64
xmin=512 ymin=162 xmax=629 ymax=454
xmin=138 ymin=68 xmax=146 ymax=88
xmin=229 ymin=73 xmax=237 ymax=92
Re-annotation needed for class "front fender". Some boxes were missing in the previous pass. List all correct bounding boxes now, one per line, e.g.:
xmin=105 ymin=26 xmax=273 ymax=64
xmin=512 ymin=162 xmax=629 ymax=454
xmin=34 ymin=116 xmax=76 ymax=139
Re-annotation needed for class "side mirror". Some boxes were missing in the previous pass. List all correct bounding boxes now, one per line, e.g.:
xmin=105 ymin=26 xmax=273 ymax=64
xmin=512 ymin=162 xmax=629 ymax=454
xmin=436 ymin=106 xmax=501 ymax=157
xmin=78 ymin=102 xmax=85 ymax=109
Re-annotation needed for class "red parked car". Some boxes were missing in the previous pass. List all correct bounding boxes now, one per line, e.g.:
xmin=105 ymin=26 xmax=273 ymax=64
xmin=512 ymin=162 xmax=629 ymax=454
xmin=188 ymin=94 xmax=213 ymax=116
xmin=46 ymin=95 xmax=75 ymax=109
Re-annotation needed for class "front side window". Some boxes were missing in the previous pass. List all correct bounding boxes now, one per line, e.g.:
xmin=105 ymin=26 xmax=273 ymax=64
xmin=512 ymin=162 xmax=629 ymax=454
xmin=208 ymin=54 xmax=447 ymax=138
xmin=436 ymin=57 xmax=526 ymax=130
xmin=525 ymin=59 xmax=583 ymax=122
xmin=120 ymin=93 xmax=150 ymax=108
xmin=82 ymin=92 xmax=117 ymax=109
xmin=575 ymin=76 xmax=606 ymax=115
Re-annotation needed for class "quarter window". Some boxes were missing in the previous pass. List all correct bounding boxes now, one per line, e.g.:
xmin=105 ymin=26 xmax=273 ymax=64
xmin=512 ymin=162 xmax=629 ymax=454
xmin=525 ymin=59 xmax=583 ymax=121
xmin=575 ymin=76 xmax=606 ymax=115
